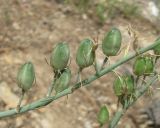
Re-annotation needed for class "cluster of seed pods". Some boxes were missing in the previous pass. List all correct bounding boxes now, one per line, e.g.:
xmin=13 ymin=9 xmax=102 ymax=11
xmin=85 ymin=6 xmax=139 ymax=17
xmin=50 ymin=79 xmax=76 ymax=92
xmin=49 ymin=42 xmax=71 ymax=94
xmin=75 ymin=28 xmax=121 ymax=126
xmin=112 ymin=38 xmax=160 ymax=107
xmin=15 ymin=27 xmax=160 ymax=126
xmin=15 ymin=27 xmax=122 ymax=120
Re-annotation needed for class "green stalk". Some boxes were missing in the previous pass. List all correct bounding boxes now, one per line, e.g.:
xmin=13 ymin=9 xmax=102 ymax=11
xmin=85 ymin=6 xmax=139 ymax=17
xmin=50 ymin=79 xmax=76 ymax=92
xmin=46 ymin=80 xmax=55 ymax=97
xmin=16 ymin=89 xmax=25 ymax=112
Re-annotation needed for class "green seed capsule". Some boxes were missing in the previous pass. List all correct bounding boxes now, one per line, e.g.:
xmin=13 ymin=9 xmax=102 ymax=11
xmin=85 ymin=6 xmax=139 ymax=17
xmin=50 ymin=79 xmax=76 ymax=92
xmin=113 ymin=75 xmax=134 ymax=96
xmin=153 ymin=37 xmax=160 ymax=55
xmin=76 ymin=39 xmax=96 ymax=70
xmin=144 ymin=56 xmax=154 ymax=74
xmin=133 ymin=56 xmax=145 ymax=76
xmin=102 ymin=27 xmax=122 ymax=56
xmin=17 ymin=62 xmax=35 ymax=92
xmin=113 ymin=76 xmax=124 ymax=96
xmin=124 ymin=75 xmax=135 ymax=95
xmin=54 ymin=68 xmax=71 ymax=93
xmin=133 ymin=56 xmax=154 ymax=76
xmin=97 ymin=106 xmax=109 ymax=126
xmin=50 ymin=42 xmax=70 ymax=71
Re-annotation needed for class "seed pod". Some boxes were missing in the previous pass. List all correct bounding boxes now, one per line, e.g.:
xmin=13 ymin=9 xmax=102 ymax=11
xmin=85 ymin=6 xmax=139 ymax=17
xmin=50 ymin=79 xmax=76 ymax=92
xmin=123 ymin=75 xmax=135 ymax=95
xmin=102 ymin=27 xmax=122 ymax=56
xmin=113 ymin=75 xmax=135 ymax=107
xmin=153 ymin=37 xmax=160 ymax=55
xmin=144 ymin=56 xmax=154 ymax=74
xmin=133 ymin=56 xmax=154 ymax=76
xmin=97 ymin=105 xmax=109 ymax=126
xmin=17 ymin=62 xmax=35 ymax=92
xmin=113 ymin=76 xmax=124 ymax=96
xmin=54 ymin=68 xmax=71 ymax=93
xmin=50 ymin=42 xmax=70 ymax=71
xmin=76 ymin=38 xmax=97 ymax=70
xmin=113 ymin=75 xmax=134 ymax=96
xmin=96 ymin=2 xmax=106 ymax=24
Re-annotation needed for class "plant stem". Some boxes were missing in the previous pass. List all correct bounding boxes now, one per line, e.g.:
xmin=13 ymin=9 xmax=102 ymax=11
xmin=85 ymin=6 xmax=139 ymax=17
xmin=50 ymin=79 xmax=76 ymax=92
xmin=16 ymin=89 xmax=25 ymax=112
xmin=0 ymin=38 xmax=159 ymax=118
xmin=47 ymin=72 xmax=58 ymax=97
xmin=108 ymin=75 xmax=158 ymax=128
xmin=46 ymin=80 xmax=55 ymax=97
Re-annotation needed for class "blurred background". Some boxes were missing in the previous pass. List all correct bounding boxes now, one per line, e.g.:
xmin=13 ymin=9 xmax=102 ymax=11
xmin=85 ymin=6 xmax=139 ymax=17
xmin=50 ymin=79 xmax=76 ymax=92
xmin=0 ymin=0 xmax=160 ymax=128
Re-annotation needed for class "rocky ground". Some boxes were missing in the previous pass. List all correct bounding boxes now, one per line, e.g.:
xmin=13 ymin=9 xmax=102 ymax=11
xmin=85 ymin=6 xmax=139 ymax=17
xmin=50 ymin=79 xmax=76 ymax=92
xmin=0 ymin=0 xmax=160 ymax=128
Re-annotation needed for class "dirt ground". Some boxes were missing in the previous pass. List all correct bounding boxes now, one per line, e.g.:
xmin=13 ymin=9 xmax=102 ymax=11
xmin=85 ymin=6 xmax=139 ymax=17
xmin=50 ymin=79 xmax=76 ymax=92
xmin=0 ymin=0 xmax=159 ymax=128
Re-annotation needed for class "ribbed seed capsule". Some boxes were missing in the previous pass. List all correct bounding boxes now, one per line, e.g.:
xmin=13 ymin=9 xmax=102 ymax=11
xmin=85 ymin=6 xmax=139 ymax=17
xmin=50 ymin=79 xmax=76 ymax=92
xmin=153 ymin=37 xmax=160 ymax=55
xmin=124 ymin=75 xmax=135 ymax=95
xmin=54 ymin=68 xmax=71 ymax=94
xmin=97 ymin=106 xmax=109 ymax=126
xmin=76 ymin=38 xmax=97 ymax=70
xmin=113 ymin=75 xmax=134 ymax=97
xmin=17 ymin=62 xmax=35 ymax=92
xmin=133 ymin=56 xmax=154 ymax=76
xmin=113 ymin=76 xmax=123 ymax=96
xmin=50 ymin=42 xmax=70 ymax=71
xmin=133 ymin=57 xmax=145 ymax=76
xmin=144 ymin=57 xmax=154 ymax=74
xmin=102 ymin=27 xmax=122 ymax=56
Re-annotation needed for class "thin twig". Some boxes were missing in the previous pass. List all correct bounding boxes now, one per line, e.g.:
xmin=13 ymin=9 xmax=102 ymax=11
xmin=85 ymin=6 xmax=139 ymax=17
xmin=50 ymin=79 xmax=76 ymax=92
xmin=46 ymin=80 xmax=55 ymax=97
xmin=16 ymin=90 xmax=25 ymax=113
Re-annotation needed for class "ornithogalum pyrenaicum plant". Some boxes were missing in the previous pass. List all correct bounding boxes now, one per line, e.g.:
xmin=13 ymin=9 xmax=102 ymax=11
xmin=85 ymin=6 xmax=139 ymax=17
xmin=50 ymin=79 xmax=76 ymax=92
xmin=102 ymin=27 xmax=122 ymax=57
xmin=17 ymin=62 xmax=35 ymax=112
xmin=113 ymin=75 xmax=135 ymax=106
xmin=133 ymin=55 xmax=154 ymax=76
xmin=0 ymin=26 xmax=159 ymax=128
xmin=97 ymin=105 xmax=109 ymax=127
xmin=54 ymin=68 xmax=71 ymax=94
xmin=50 ymin=42 xmax=70 ymax=72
